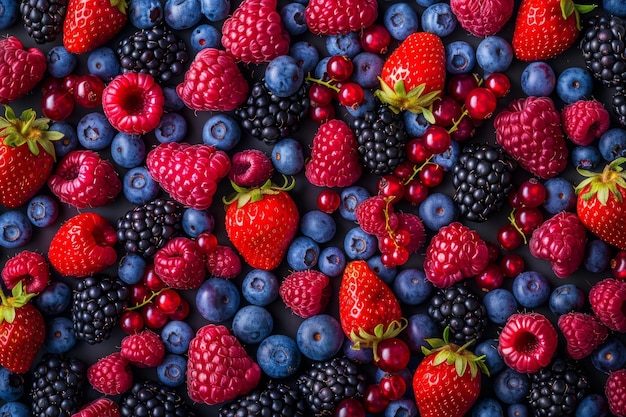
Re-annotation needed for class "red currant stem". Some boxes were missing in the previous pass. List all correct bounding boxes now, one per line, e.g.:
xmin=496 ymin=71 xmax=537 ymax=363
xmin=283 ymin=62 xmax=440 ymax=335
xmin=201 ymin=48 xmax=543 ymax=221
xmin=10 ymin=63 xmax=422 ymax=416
xmin=403 ymin=156 xmax=435 ymax=185
xmin=382 ymin=197 xmax=399 ymax=249
xmin=507 ymin=209 xmax=528 ymax=245
xmin=305 ymin=74 xmax=340 ymax=93
xmin=447 ymin=109 xmax=469 ymax=134
xmin=126 ymin=288 xmax=166 ymax=311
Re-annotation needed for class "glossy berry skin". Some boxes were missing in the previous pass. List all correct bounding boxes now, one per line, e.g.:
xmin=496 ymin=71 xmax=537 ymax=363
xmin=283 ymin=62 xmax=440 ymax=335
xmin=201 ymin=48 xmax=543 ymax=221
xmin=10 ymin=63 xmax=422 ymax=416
xmin=475 ymin=35 xmax=514 ymax=74
xmin=374 ymin=337 xmax=410 ymax=374
xmin=241 ymin=269 xmax=279 ymax=306
xmin=122 ymin=166 xmax=161 ymax=205
xmin=485 ymin=72 xmax=511 ymax=98
xmin=556 ymin=67 xmax=594 ymax=104
xmin=0 ymin=211 xmax=32 ymax=249
xmin=195 ymin=277 xmax=240 ymax=323
xmin=296 ymin=314 xmax=344 ymax=361
xmin=334 ymin=398 xmax=366 ymax=417
xmin=518 ymin=178 xmax=547 ymax=208
xmin=445 ymin=40 xmax=476 ymax=74
xmin=500 ymin=253 xmax=525 ymax=278
xmin=73 ymin=74 xmax=105 ymax=108
xmin=422 ymin=125 xmax=451 ymax=155
xmin=363 ymin=384 xmax=390 ymax=414
xmin=317 ymin=189 xmax=341 ymax=213
xmin=360 ymin=24 xmax=391 ymax=54
xmin=520 ymin=61 xmax=556 ymax=97
xmin=202 ymin=113 xmax=241 ymax=151
xmin=327 ymin=55 xmax=354 ymax=82
xmin=41 ymin=87 xmax=74 ymax=121
xmin=549 ymin=284 xmax=585 ymax=316
xmin=512 ymin=271 xmax=551 ymax=308
xmin=465 ymin=87 xmax=497 ymax=120
xmin=497 ymin=224 xmax=523 ymax=251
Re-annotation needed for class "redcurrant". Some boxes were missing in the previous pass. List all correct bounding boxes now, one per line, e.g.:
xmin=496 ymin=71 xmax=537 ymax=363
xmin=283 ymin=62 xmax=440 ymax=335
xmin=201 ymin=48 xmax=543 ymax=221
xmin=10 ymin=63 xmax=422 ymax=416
xmin=41 ymin=87 xmax=74 ymax=121
xmin=419 ymin=163 xmax=444 ymax=188
xmin=446 ymin=73 xmax=479 ymax=103
xmin=379 ymin=374 xmax=406 ymax=401
xmin=518 ymin=178 xmax=547 ymax=208
xmin=377 ymin=175 xmax=405 ymax=204
xmin=143 ymin=265 xmax=165 ymax=291
xmin=333 ymin=398 xmax=366 ymax=417
xmin=155 ymin=288 xmax=182 ymax=315
xmin=497 ymin=223 xmax=523 ymax=251
xmin=403 ymin=179 xmax=429 ymax=205
xmin=465 ymin=87 xmax=497 ymax=120
xmin=475 ymin=263 xmax=504 ymax=291
xmin=485 ymin=72 xmax=511 ymax=98
xmin=374 ymin=337 xmax=411 ymax=373
xmin=501 ymin=253 xmax=525 ymax=278
xmin=73 ymin=74 xmax=105 ymax=108
xmin=317 ymin=189 xmax=341 ymax=213
xmin=169 ymin=297 xmax=190 ymax=321
xmin=362 ymin=384 xmax=389 ymax=414
xmin=309 ymin=83 xmax=335 ymax=107
xmin=338 ymin=82 xmax=365 ymax=109
xmin=120 ymin=310 xmax=144 ymax=334
xmin=514 ymin=206 xmax=543 ymax=235
xmin=432 ymin=95 xmax=463 ymax=127
xmin=310 ymin=104 xmax=335 ymax=124
xmin=422 ymin=125 xmax=451 ymax=155
xmin=326 ymin=55 xmax=353 ymax=82
xmin=406 ymin=137 xmax=433 ymax=164
xmin=360 ymin=24 xmax=391 ymax=54
xmin=142 ymin=303 xmax=169 ymax=329
xmin=611 ymin=251 xmax=626 ymax=280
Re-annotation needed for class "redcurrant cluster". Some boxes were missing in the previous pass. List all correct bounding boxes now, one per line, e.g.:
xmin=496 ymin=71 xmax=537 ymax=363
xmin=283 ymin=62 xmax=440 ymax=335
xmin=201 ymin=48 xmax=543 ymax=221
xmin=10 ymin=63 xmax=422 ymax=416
xmin=41 ymin=74 xmax=105 ymax=121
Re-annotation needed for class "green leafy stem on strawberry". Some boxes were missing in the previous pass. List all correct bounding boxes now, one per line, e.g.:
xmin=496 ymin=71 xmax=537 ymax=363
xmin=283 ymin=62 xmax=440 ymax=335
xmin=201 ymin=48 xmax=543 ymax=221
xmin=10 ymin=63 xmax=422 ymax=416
xmin=350 ymin=317 xmax=407 ymax=359
xmin=223 ymin=175 xmax=296 ymax=207
xmin=576 ymin=156 xmax=626 ymax=203
xmin=0 ymin=105 xmax=63 ymax=160
xmin=0 ymin=281 xmax=36 ymax=324
xmin=375 ymin=78 xmax=441 ymax=123
xmin=422 ymin=326 xmax=490 ymax=379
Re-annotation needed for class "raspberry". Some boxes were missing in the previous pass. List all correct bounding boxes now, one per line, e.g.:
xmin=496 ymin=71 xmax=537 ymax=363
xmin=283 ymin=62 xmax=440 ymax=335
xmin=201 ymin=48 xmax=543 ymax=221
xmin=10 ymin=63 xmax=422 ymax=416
xmin=450 ymin=0 xmax=514 ymax=37
xmin=557 ymin=312 xmax=609 ymax=360
xmin=498 ymin=312 xmax=558 ymax=374
xmin=153 ymin=237 xmax=206 ymax=290
xmin=305 ymin=0 xmax=378 ymax=35
xmin=0 ymin=36 xmax=46 ymax=104
xmin=279 ymin=270 xmax=332 ymax=318
xmin=589 ymin=278 xmax=626 ymax=332
xmin=396 ymin=213 xmax=426 ymax=254
xmin=73 ymin=398 xmax=120 ymax=417
xmin=561 ymin=100 xmax=611 ymax=146
xmin=606 ymin=369 xmax=626 ymax=417
xmin=120 ymin=329 xmax=165 ymax=368
xmin=87 ymin=352 xmax=133 ymax=395
xmin=1 ymin=250 xmax=49 ymax=294
xmin=229 ymin=149 xmax=274 ymax=188
xmin=355 ymin=196 xmax=399 ymax=237
xmin=205 ymin=245 xmax=242 ymax=279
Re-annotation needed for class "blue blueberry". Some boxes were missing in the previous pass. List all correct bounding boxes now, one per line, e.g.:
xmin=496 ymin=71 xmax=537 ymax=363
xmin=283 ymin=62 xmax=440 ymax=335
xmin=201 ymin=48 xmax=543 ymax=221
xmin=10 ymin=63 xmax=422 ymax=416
xmin=351 ymin=52 xmax=384 ymax=88
xmin=182 ymin=208 xmax=214 ymax=238
xmin=123 ymin=166 xmax=160 ymax=205
xmin=512 ymin=271 xmax=551 ymax=308
xmin=542 ymin=177 xmax=576 ymax=214
xmin=344 ymin=226 xmax=377 ymax=260
xmin=386 ymin=398 xmax=418 ymax=417
xmin=49 ymin=121 xmax=78 ymax=159
xmin=161 ymin=320 xmax=194 ymax=354
xmin=418 ymin=192 xmax=459 ymax=231
xmin=190 ymin=24 xmax=220 ymax=52
xmin=318 ymin=246 xmax=347 ymax=278
xmin=271 ymin=137 xmax=305 ymax=175
xmin=404 ymin=313 xmax=439 ymax=352
xmin=200 ymin=0 xmax=230 ymax=21
xmin=77 ymin=112 xmax=115 ymax=150
xmin=241 ymin=269 xmax=279 ymax=306
xmin=584 ymin=239 xmax=611 ymax=273
xmin=287 ymin=236 xmax=320 ymax=270
xmin=445 ymin=41 xmax=476 ymax=74
xmin=87 ymin=46 xmax=120 ymax=81
xmin=339 ymin=186 xmax=371 ymax=221
xmin=344 ymin=88 xmax=376 ymax=118
xmin=155 ymin=112 xmax=187 ymax=143
xmin=598 ymin=127 xmax=626 ymax=161
xmin=556 ymin=67 xmax=594 ymax=104
xmin=432 ymin=140 xmax=461 ymax=171
xmin=43 ymin=316 xmax=76 ymax=354
xmin=383 ymin=2 xmax=419 ymax=41
xmin=575 ymin=393 xmax=609 ymax=417
xmin=34 ymin=281 xmax=71 ymax=315
xmin=476 ymin=36 xmax=514 ymax=74
xmin=325 ymin=32 xmax=362 ymax=57
xmin=367 ymin=255 xmax=398 ymax=285
xmin=314 ymin=56 xmax=332 ymax=80
xmin=483 ymin=288 xmax=518 ymax=324
xmin=392 ymin=268 xmax=432 ymax=306
xmin=195 ymin=277 xmax=240 ymax=322
xmin=118 ymin=253 xmax=147 ymax=285
xmin=129 ymin=0 xmax=163 ymax=28
xmin=0 ymin=401 xmax=30 ymax=417
xmin=26 ymin=194 xmax=59 ymax=227
xmin=297 ymin=314 xmax=344 ymax=361
xmin=549 ymin=284 xmax=585 ymax=315
xmin=0 ymin=366 xmax=25 ymax=401
xmin=232 ymin=305 xmax=274 ymax=345
xmin=0 ymin=211 xmax=31 ymax=248
xmin=162 ymin=86 xmax=185 ymax=111
xmin=300 ymin=210 xmax=336 ymax=243
xmin=421 ymin=3 xmax=457 ymax=37
xmin=475 ymin=339 xmax=505 ymax=375
xmin=604 ymin=0 xmax=626 ymax=16
xmin=257 ymin=334 xmax=301 ymax=378
xmin=46 ymin=46 xmax=76 ymax=78
xmin=289 ymin=41 xmax=320 ymax=74
xmin=571 ymin=145 xmax=602 ymax=169
xmin=521 ymin=61 xmax=556 ymax=97
xmin=164 ymin=0 xmax=202 ymax=29
xmin=280 ymin=2 xmax=307 ymax=36
xmin=472 ymin=397 xmax=504 ymax=417
xmin=265 ymin=55 xmax=304 ymax=98
xmin=202 ymin=113 xmax=241 ymax=151
xmin=110 ymin=132 xmax=146 ymax=168
xmin=342 ymin=338 xmax=373 ymax=363
xmin=507 ymin=404 xmax=530 ymax=417
xmin=0 ymin=0 xmax=19 ymax=30
xmin=494 ymin=367 xmax=530 ymax=405
xmin=403 ymin=111 xmax=430 ymax=137
xmin=157 ymin=354 xmax=187 ymax=387
xmin=415 ymin=0 xmax=438 ymax=6
xmin=591 ymin=337 xmax=626 ymax=373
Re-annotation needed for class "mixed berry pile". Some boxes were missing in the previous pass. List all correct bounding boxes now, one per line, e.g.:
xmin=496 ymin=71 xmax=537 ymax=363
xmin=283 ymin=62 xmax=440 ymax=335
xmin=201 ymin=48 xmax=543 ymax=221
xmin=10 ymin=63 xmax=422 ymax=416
xmin=1 ymin=0 xmax=626 ymax=416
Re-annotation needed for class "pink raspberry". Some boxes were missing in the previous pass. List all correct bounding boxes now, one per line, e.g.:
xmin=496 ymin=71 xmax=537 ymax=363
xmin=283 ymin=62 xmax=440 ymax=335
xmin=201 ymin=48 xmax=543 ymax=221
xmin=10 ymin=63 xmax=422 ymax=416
xmin=120 ymin=329 xmax=165 ymax=368
xmin=87 ymin=352 xmax=133 ymax=395
xmin=589 ymin=278 xmax=626 ymax=332
xmin=558 ymin=312 xmax=609 ymax=360
xmin=279 ymin=270 xmax=332 ymax=318
xmin=205 ymin=245 xmax=242 ymax=279
xmin=561 ymin=100 xmax=611 ymax=146
xmin=153 ymin=237 xmax=207 ymax=290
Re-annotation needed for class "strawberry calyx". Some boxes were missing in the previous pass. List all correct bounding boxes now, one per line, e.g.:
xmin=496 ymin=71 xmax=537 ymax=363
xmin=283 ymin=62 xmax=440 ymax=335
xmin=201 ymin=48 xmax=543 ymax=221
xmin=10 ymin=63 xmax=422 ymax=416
xmin=560 ymin=0 xmax=597 ymax=31
xmin=0 ymin=281 xmax=36 ymax=324
xmin=576 ymin=157 xmax=626 ymax=205
xmin=223 ymin=175 xmax=295 ymax=208
xmin=350 ymin=318 xmax=407 ymax=360
xmin=422 ymin=327 xmax=490 ymax=378
xmin=0 ymin=105 xmax=63 ymax=161
xmin=110 ymin=0 xmax=128 ymax=14
xmin=375 ymin=78 xmax=440 ymax=123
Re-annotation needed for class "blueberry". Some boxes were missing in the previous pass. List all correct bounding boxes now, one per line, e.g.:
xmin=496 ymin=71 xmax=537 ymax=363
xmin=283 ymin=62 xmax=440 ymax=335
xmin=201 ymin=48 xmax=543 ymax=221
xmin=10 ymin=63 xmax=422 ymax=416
xmin=257 ymin=334 xmax=301 ymax=378
xmin=404 ymin=313 xmax=438 ymax=352
xmin=415 ymin=0 xmax=438 ymax=6
xmin=507 ymin=404 xmax=530 ymax=417
xmin=483 ymin=288 xmax=518 ymax=324
xmin=392 ymin=268 xmax=432 ymax=306
xmin=77 ymin=112 xmax=115 ymax=150
xmin=344 ymin=226 xmax=377 ymax=260
xmin=474 ymin=339 xmax=505 ymax=375
xmin=548 ymin=284 xmax=585 ymax=315
xmin=603 ymin=0 xmax=626 ymax=17
xmin=326 ymin=32 xmax=362 ymax=58
xmin=280 ymin=2 xmax=307 ymax=36
xmin=300 ymin=210 xmax=336 ymax=243
xmin=445 ymin=40 xmax=476 ymax=74
xmin=591 ymin=337 xmax=626 ymax=373
xmin=520 ymin=61 xmax=556 ymax=97
xmin=571 ymin=145 xmax=602 ymax=169
xmin=433 ymin=140 xmax=461 ymax=171
xmin=0 ymin=211 xmax=32 ymax=248
xmin=232 ymin=305 xmax=274 ymax=345
xmin=383 ymin=2 xmax=419 ymax=41
xmin=0 ymin=0 xmax=19 ymax=30
xmin=154 ymin=112 xmax=187 ymax=143
xmin=43 ymin=316 xmax=77 ymax=354
xmin=164 ymin=0 xmax=202 ymax=30
xmin=129 ymin=0 xmax=164 ymax=28
xmin=271 ymin=137 xmax=305 ymax=175
xmin=195 ymin=277 xmax=241 ymax=322
xmin=403 ymin=111 xmax=431 ymax=137
xmin=575 ymin=393 xmax=609 ymax=417
xmin=314 ymin=56 xmax=332 ymax=80
xmin=241 ymin=269 xmax=279 ymax=306
xmin=161 ymin=320 xmax=194 ymax=354
xmin=512 ymin=271 xmax=551 ymax=308
xmin=471 ymin=397 xmax=504 ymax=417
xmin=111 ymin=132 xmax=146 ymax=168
xmin=598 ymin=128 xmax=626 ymax=161
xmin=46 ymin=46 xmax=76 ymax=78
xmin=342 ymin=338 xmax=373 ymax=363
xmin=385 ymin=398 xmax=418 ymax=417
xmin=418 ymin=192 xmax=459 ymax=231
xmin=475 ymin=35 xmax=514 ymax=74
xmin=118 ymin=253 xmax=148 ymax=285
xmin=265 ymin=55 xmax=304 ymax=98
xmin=318 ymin=246 xmax=347 ymax=278
xmin=367 ymin=255 xmax=398 ymax=285
xmin=162 ymin=86 xmax=185 ymax=111
xmin=49 ymin=121 xmax=78 ymax=159
xmin=157 ymin=354 xmax=187 ymax=387
xmin=0 ymin=401 xmax=30 ymax=417
xmin=287 ymin=235 xmax=320 ymax=270
xmin=200 ymin=0 xmax=230 ymax=21
xmin=351 ymin=52 xmax=384 ymax=88
xmin=542 ymin=177 xmax=576 ymax=214
xmin=494 ymin=367 xmax=530 ymax=405
xmin=182 ymin=208 xmax=214 ymax=238
xmin=26 ymin=194 xmax=59 ymax=227
xmin=556 ymin=67 xmax=594 ymax=104
xmin=190 ymin=24 xmax=221 ymax=52
xmin=339 ymin=186 xmax=371 ymax=221
xmin=297 ymin=314 xmax=344 ymax=361
xmin=123 ymin=166 xmax=160 ymax=204
xmin=34 ymin=281 xmax=72 ymax=315
xmin=421 ymin=3 xmax=457 ymax=37
xmin=0 ymin=365 xmax=25 ymax=401
xmin=345 ymin=88 xmax=376 ymax=118
xmin=202 ymin=113 xmax=241 ymax=151
xmin=584 ymin=239 xmax=611 ymax=273
xmin=289 ymin=41 xmax=320 ymax=74
xmin=87 ymin=46 xmax=120 ymax=81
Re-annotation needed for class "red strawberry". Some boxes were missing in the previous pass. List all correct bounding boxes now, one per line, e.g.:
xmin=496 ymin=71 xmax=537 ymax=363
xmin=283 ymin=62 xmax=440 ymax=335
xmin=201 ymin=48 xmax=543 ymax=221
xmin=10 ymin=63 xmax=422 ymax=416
xmin=375 ymin=32 xmax=446 ymax=121
xmin=146 ymin=142 xmax=231 ymax=211
xmin=576 ymin=157 xmax=626 ymax=250
xmin=47 ymin=150 xmax=121 ymax=209
xmin=512 ymin=0 xmax=596 ymax=61
xmin=279 ymin=270 xmax=332 ymax=318
xmin=222 ymin=0 xmax=290 ymax=64
xmin=224 ymin=178 xmax=300 ymax=270
xmin=72 ymin=398 xmax=120 ymax=417
xmin=0 ymin=282 xmax=45 ymax=373
xmin=413 ymin=327 xmax=489 ymax=417
xmin=450 ymin=0 xmax=514 ymax=37
xmin=305 ymin=0 xmax=377 ymax=35
xmin=561 ymin=100 xmax=610 ymax=146
xmin=606 ymin=369 xmax=626 ymax=417
xmin=355 ymin=195 xmax=399 ymax=237
xmin=187 ymin=324 xmax=261 ymax=405
xmin=48 ymin=212 xmax=118 ymax=277
xmin=557 ymin=312 xmax=608 ymax=360
xmin=1 ymin=250 xmax=50 ymax=294
xmin=0 ymin=37 xmax=47 ymax=104
xmin=120 ymin=329 xmax=165 ymax=368
xmin=205 ymin=245 xmax=242 ymax=280
xmin=494 ymin=96 xmax=568 ymax=179
xmin=339 ymin=260 xmax=405 ymax=356
xmin=63 ymin=0 xmax=128 ymax=54
xmin=589 ymin=278 xmax=626 ymax=332
xmin=153 ymin=237 xmax=206 ymax=290
xmin=528 ymin=212 xmax=587 ymax=278
xmin=305 ymin=119 xmax=363 ymax=188
xmin=0 ymin=105 xmax=63 ymax=208
xmin=423 ymin=222 xmax=490 ymax=288
xmin=176 ymin=48 xmax=249 ymax=111
xmin=87 ymin=352 xmax=133 ymax=395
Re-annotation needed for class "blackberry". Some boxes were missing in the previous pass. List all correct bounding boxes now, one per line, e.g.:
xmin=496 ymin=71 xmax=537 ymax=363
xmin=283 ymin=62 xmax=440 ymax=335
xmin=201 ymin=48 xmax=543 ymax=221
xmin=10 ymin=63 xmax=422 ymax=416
xmin=528 ymin=357 xmax=589 ymax=417
xmin=116 ymin=198 xmax=184 ymax=258
xmin=71 ymin=275 xmax=129 ymax=344
xmin=352 ymin=101 xmax=408 ymax=176
xmin=580 ymin=15 xmax=626 ymax=87
xmin=119 ymin=380 xmax=197 ymax=417
xmin=235 ymin=79 xmax=310 ymax=145
xmin=219 ymin=381 xmax=306 ymax=417
xmin=612 ymin=87 xmax=626 ymax=126
xmin=30 ymin=354 xmax=86 ymax=417
xmin=20 ymin=0 xmax=67 ymax=44
xmin=297 ymin=357 xmax=367 ymax=415
xmin=428 ymin=284 xmax=487 ymax=345
xmin=452 ymin=143 xmax=517 ymax=222
xmin=117 ymin=25 xmax=188 ymax=83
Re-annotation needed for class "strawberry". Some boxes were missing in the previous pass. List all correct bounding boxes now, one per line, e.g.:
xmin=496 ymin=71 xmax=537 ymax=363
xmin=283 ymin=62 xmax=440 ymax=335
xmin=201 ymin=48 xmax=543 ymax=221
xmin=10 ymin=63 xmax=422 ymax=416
xmin=0 ymin=37 xmax=47 ymax=104
xmin=0 ymin=105 xmax=63 ymax=208
xmin=339 ymin=260 xmax=405 ymax=357
xmin=153 ymin=237 xmax=206 ymax=290
xmin=1 ymin=250 xmax=50 ymax=294
xmin=0 ymin=282 xmax=45 ymax=373
xmin=512 ymin=0 xmax=596 ymax=61
xmin=305 ymin=0 xmax=378 ymax=35
xmin=72 ymin=397 xmax=120 ymax=417
xmin=87 ymin=352 xmax=133 ymax=395
xmin=558 ymin=312 xmax=608 ymax=360
xmin=450 ymin=0 xmax=514 ymax=37
xmin=375 ymin=32 xmax=446 ymax=122
xmin=63 ymin=0 xmax=128 ymax=54
xmin=48 ymin=212 xmax=118 ymax=277
xmin=576 ymin=157 xmax=626 ymax=250
xmin=279 ymin=270 xmax=332 ymax=318
xmin=224 ymin=178 xmax=300 ymax=270
xmin=412 ymin=327 xmax=489 ymax=417
xmin=120 ymin=329 xmax=165 ymax=368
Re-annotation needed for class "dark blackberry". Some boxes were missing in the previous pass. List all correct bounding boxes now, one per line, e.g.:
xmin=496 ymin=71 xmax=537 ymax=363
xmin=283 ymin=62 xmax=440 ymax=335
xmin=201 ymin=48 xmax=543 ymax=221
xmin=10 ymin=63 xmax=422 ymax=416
xmin=528 ymin=357 xmax=589 ymax=417
xmin=219 ymin=381 xmax=306 ymax=417
xmin=235 ymin=79 xmax=310 ymax=145
xmin=612 ymin=87 xmax=626 ymax=126
xmin=116 ymin=198 xmax=184 ymax=258
xmin=71 ymin=275 xmax=129 ymax=344
xmin=428 ymin=284 xmax=487 ymax=345
xmin=580 ymin=15 xmax=626 ymax=87
xmin=119 ymin=380 xmax=197 ymax=417
xmin=352 ymin=101 xmax=408 ymax=176
xmin=117 ymin=25 xmax=188 ymax=83
xmin=452 ymin=143 xmax=517 ymax=222
xmin=20 ymin=0 xmax=67 ymax=44
xmin=296 ymin=357 xmax=367 ymax=415
xmin=30 ymin=354 xmax=86 ymax=417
